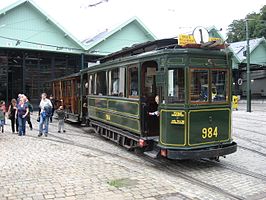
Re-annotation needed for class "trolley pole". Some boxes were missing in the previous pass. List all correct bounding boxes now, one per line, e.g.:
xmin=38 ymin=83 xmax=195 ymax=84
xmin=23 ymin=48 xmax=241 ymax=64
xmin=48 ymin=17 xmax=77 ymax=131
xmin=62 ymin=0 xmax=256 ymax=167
xmin=245 ymin=19 xmax=251 ymax=112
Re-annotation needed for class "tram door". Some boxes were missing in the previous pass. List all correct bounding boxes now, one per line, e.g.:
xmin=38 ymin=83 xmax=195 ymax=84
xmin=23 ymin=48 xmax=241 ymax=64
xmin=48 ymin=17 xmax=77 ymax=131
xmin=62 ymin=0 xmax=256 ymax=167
xmin=141 ymin=61 xmax=160 ymax=137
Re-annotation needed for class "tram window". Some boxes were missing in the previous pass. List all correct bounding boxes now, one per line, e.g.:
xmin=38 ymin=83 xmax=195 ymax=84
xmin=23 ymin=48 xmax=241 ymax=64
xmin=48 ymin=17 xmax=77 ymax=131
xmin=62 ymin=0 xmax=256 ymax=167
xmin=128 ymin=66 xmax=139 ymax=98
xmin=75 ymin=81 xmax=80 ymax=97
xmin=211 ymin=70 xmax=228 ymax=102
xmin=190 ymin=69 xmax=209 ymax=102
xmin=88 ymin=74 xmax=95 ymax=95
xmin=143 ymin=67 xmax=157 ymax=97
xmin=63 ymin=80 xmax=72 ymax=97
xmin=168 ymin=68 xmax=185 ymax=103
xmin=96 ymin=71 xmax=107 ymax=95
xmin=67 ymin=80 xmax=72 ymax=97
xmin=108 ymin=67 xmax=125 ymax=97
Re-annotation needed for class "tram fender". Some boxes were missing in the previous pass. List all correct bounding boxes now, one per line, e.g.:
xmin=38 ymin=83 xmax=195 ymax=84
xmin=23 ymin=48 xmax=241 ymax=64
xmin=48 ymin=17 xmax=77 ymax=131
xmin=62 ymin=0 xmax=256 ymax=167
xmin=163 ymin=142 xmax=237 ymax=160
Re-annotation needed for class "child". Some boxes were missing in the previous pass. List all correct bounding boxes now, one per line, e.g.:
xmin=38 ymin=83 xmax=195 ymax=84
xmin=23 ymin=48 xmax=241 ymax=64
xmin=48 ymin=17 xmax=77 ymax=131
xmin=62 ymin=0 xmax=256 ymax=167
xmin=0 ymin=101 xmax=6 ymax=125
xmin=56 ymin=106 xmax=66 ymax=133
xmin=0 ymin=101 xmax=5 ymax=133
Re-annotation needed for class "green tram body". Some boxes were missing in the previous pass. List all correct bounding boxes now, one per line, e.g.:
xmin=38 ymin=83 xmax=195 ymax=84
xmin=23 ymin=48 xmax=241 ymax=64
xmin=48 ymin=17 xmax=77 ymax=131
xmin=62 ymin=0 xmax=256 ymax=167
xmin=53 ymin=43 xmax=237 ymax=159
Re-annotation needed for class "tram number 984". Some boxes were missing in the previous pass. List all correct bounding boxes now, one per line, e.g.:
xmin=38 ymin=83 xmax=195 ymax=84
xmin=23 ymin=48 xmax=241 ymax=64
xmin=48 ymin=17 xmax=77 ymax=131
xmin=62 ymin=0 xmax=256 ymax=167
xmin=201 ymin=127 xmax=218 ymax=139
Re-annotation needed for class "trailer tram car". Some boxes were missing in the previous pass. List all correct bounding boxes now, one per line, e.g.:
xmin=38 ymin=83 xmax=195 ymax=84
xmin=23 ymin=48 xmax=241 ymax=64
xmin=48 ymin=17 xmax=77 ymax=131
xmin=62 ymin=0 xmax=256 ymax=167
xmin=52 ymin=38 xmax=237 ymax=160
xmin=52 ymin=73 xmax=82 ymax=122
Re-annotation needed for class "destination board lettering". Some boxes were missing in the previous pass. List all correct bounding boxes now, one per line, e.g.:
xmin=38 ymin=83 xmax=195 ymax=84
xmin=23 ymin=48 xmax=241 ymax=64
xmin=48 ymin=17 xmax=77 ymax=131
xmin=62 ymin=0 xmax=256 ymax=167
xmin=178 ymin=34 xmax=196 ymax=46
xmin=171 ymin=120 xmax=185 ymax=125
xmin=171 ymin=112 xmax=184 ymax=117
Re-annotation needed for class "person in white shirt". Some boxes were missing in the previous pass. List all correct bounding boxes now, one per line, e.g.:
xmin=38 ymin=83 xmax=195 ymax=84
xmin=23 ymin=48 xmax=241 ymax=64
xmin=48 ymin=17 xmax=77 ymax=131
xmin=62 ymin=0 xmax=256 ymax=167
xmin=38 ymin=93 xmax=52 ymax=137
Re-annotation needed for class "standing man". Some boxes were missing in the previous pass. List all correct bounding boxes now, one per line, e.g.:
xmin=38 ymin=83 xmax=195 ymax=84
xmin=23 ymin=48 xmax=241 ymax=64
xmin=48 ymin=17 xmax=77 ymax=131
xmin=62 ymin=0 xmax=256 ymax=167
xmin=49 ymin=95 xmax=55 ymax=123
xmin=25 ymin=97 xmax=33 ymax=130
xmin=38 ymin=93 xmax=52 ymax=137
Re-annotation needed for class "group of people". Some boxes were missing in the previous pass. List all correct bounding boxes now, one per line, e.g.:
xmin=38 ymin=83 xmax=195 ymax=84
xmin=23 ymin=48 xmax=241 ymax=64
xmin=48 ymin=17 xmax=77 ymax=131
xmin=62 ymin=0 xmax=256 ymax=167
xmin=0 ymin=93 xmax=66 ymax=136
xmin=0 ymin=95 xmax=33 ymax=135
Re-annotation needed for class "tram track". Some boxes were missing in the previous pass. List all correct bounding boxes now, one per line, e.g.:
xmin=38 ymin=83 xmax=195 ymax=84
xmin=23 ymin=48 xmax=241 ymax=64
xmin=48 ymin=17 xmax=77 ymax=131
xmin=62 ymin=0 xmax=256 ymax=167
xmin=238 ymin=145 xmax=266 ymax=157
xmin=233 ymin=115 xmax=266 ymax=124
xmin=32 ymin=121 xmax=266 ymax=182
xmin=25 ymin=132 xmax=251 ymax=200
xmin=150 ymin=158 xmax=246 ymax=200
xmin=28 ymin=116 xmax=265 ymax=199
xmin=234 ymin=127 xmax=266 ymax=137
xmin=232 ymin=127 xmax=266 ymax=157
xmin=200 ymin=158 xmax=266 ymax=182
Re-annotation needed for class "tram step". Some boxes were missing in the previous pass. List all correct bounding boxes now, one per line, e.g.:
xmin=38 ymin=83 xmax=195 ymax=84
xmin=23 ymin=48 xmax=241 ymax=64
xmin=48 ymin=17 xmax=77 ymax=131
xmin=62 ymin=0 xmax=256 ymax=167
xmin=144 ymin=150 xmax=160 ymax=159
xmin=66 ymin=118 xmax=79 ymax=123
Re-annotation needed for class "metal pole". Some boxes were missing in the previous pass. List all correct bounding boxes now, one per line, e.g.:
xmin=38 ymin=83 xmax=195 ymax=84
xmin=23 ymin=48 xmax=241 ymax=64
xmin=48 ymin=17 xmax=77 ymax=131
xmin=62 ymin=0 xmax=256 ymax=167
xmin=81 ymin=53 xmax=85 ymax=70
xmin=245 ymin=19 xmax=251 ymax=112
xmin=22 ymin=52 xmax=26 ymax=94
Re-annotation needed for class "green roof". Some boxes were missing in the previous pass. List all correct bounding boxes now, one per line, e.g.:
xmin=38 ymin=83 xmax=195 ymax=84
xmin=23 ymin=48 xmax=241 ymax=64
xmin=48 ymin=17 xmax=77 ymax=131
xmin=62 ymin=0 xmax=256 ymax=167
xmin=0 ymin=0 xmax=86 ymax=54
xmin=0 ymin=1 xmax=157 ymax=56
xmin=83 ymin=17 xmax=157 ymax=55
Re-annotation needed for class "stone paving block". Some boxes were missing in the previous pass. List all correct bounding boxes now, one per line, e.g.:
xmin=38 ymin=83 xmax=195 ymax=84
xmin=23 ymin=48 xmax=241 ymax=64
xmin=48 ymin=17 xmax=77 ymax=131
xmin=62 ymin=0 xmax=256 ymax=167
xmin=0 ymin=109 xmax=265 ymax=200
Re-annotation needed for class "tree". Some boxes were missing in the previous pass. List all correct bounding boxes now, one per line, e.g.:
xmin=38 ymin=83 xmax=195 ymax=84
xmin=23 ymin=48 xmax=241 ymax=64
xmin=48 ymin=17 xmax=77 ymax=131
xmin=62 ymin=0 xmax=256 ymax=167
xmin=227 ymin=5 xmax=266 ymax=42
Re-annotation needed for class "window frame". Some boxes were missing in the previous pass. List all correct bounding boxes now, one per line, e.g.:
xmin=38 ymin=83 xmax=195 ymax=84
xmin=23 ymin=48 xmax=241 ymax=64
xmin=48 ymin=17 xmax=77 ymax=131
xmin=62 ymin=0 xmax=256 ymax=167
xmin=95 ymin=70 xmax=108 ymax=96
xmin=167 ymin=67 xmax=185 ymax=104
xmin=108 ymin=67 xmax=126 ymax=97
xmin=210 ymin=68 xmax=229 ymax=103
xmin=189 ymin=67 xmax=229 ymax=104
xmin=127 ymin=65 xmax=139 ymax=99
xmin=88 ymin=73 xmax=95 ymax=95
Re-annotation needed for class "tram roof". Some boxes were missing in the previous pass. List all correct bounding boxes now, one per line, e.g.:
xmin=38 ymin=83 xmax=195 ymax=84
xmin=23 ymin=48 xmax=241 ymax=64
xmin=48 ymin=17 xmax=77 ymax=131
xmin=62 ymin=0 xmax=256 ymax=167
xmin=51 ymin=72 xmax=81 ymax=82
xmin=81 ymin=46 xmax=230 ymax=73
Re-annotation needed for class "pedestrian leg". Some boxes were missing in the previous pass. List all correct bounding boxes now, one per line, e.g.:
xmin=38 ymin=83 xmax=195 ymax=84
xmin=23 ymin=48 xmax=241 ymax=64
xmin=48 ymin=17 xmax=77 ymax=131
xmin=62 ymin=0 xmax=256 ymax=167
xmin=44 ymin=117 xmax=49 ymax=136
xmin=62 ymin=121 xmax=65 ymax=133
xmin=18 ymin=117 xmax=23 ymax=136
xmin=27 ymin=115 xmax=33 ymax=130
xmin=11 ymin=118 xmax=15 ymax=133
xmin=58 ymin=120 xmax=62 ymax=133
xmin=38 ymin=115 xmax=44 ymax=137
xmin=16 ymin=118 xmax=18 ymax=133
xmin=22 ymin=117 xmax=26 ymax=136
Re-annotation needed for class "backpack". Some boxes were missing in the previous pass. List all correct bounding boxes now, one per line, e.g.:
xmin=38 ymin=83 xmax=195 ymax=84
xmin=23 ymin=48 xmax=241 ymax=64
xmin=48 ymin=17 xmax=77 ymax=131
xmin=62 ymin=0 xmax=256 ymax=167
xmin=44 ymin=105 xmax=52 ymax=117
xmin=28 ymin=103 xmax=34 ymax=113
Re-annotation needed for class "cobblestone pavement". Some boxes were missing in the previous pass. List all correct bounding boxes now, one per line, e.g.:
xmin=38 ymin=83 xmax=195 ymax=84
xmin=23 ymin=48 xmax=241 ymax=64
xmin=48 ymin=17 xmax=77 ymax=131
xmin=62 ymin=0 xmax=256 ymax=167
xmin=0 ymin=103 xmax=265 ymax=200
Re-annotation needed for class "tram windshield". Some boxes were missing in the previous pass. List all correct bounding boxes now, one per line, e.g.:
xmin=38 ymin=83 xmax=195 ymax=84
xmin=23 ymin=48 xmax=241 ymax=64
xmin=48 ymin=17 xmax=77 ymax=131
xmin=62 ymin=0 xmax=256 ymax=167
xmin=190 ymin=68 xmax=228 ymax=103
xmin=167 ymin=68 xmax=185 ymax=103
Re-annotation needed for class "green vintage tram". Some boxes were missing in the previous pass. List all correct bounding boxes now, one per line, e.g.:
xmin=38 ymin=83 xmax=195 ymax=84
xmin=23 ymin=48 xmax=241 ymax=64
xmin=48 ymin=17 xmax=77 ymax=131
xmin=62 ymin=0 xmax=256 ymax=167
xmin=52 ymin=38 xmax=237 ymax=159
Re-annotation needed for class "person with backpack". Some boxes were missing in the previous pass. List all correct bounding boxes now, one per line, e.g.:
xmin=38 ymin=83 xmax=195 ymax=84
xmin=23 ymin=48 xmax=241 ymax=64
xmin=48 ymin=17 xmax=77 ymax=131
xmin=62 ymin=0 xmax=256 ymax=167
xmin=25 ymin=97 xmax=33 ymax=130
xmin=49 ymin=95 xmax=55 ymax=123
xmin=38 ymin=93 xmax=52 ymax=137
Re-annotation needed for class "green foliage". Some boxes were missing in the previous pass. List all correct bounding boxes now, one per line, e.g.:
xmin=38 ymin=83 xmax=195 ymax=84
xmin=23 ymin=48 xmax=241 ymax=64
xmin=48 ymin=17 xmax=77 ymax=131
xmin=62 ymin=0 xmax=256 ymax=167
xmin=107 ymin=178 xmax=138 ymax=188
xmin=227 ymin=5 xmax=266 ymax=42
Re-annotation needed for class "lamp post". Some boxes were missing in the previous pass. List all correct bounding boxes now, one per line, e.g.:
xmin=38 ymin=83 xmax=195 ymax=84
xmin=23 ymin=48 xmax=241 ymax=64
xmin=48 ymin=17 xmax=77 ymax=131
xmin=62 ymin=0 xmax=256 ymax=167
xmin=245 ymin=19 xmax=251 ymax=112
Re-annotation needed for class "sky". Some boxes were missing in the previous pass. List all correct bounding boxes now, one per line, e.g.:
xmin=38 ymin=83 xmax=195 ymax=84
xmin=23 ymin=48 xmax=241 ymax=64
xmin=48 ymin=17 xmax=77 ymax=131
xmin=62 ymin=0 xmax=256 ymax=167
xmin=0 ymin=0 xmax=265 ymax=41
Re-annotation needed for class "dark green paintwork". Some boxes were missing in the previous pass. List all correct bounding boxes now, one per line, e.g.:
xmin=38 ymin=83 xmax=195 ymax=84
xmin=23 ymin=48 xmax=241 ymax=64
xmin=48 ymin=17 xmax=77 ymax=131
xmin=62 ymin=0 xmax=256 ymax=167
xmin=160 ymin=110 xmax=186 ymax=146
xmin=89 ymin=98 xmax=107 ymax=108
xmin=189 ymin=58 xmax=227 ymax=67
xmin=89 ymin=106 xmax=140 ymax=134
xmin=80 ymin=48 xmax=232 ymax=151
xmin=188 ymin=109 xmax=230 ymax=145
xmin=108 ymin=99 xmax=139 ymax=116
xmin=167 ymin=57 xmax=184 ymax=65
